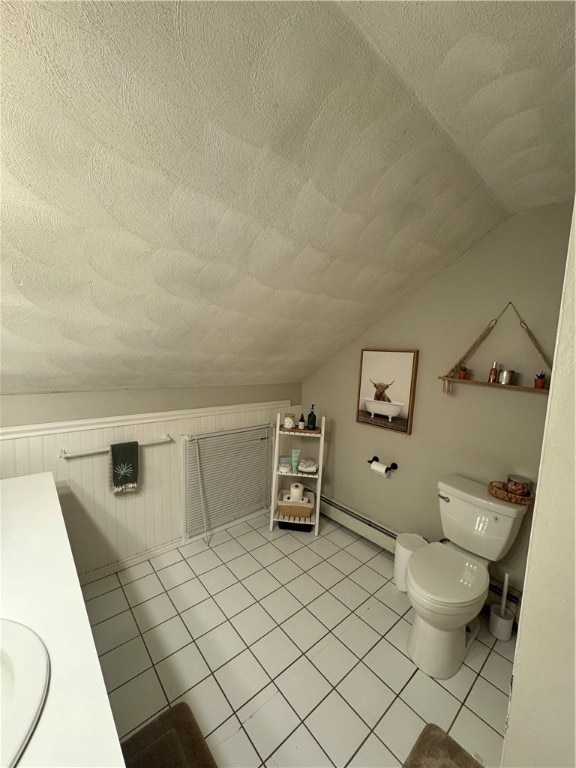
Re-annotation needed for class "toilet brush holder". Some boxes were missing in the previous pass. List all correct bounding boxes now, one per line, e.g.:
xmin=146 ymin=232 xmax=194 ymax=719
xmin=489 ymin=605 xmax=514 ymax=641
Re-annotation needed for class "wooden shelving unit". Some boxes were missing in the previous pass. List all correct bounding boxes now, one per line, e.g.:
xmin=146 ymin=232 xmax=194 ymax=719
xmin=269 ymin=413 xmax=325 ymax=536
xmin=439 ymin=377 xmax=549 ymax=395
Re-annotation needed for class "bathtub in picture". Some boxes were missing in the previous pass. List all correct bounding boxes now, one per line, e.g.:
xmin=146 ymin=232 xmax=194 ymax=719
xmin=363 ymin=398 xmax=404 ymax=422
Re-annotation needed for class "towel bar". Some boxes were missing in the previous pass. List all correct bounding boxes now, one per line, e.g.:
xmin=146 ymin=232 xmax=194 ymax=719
xmin=59 ymin=434 xmax=173 ymax=460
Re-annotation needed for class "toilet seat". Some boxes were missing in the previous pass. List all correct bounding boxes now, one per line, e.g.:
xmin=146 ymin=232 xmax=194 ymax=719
xmin=407 ymin=578 xmax=485 ymax=618
xmin=407 ymin=542 xmax=489 ymax=606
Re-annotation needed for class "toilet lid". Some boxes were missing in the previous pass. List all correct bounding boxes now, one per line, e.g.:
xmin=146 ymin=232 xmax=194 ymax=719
xmin=408 ymin=542 xmax=489 ymax=605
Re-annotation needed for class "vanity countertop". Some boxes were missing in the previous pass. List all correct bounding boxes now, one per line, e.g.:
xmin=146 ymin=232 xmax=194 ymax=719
xmin=1 ymin=472 xmax=125 ymax=767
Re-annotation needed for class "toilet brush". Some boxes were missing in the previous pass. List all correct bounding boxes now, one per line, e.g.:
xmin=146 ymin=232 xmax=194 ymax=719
xmin=500 ymin=572 xmax=509 ymax=616
xmin=489 ymin=571 xmax=514 ymax=641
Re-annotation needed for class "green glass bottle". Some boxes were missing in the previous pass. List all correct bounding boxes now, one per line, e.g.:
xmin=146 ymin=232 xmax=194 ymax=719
xmin=307 ymin=404 xmax=316 ymax=430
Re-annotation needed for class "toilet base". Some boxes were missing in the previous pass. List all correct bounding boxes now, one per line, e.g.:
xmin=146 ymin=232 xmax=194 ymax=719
xmin=408 ymin=615 xmax=480 ymax=679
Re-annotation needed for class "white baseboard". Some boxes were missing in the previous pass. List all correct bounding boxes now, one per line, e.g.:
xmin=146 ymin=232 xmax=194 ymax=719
xmin=79 ymin=540 xmax=183 ymax=585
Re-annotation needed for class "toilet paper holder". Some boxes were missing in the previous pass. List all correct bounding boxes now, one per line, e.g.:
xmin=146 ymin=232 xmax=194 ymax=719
xmin=367 ymin=456 xmax=398 ymax=476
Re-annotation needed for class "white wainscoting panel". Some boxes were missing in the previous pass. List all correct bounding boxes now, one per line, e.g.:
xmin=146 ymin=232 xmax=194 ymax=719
xmin=0 ymin=401 xmax=291 ymax=577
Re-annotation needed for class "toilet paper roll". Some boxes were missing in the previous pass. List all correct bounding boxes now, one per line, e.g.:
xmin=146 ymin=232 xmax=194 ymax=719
xmin=370 ymin=461 xmax=389 ymax=476
xmin=290 ymin=483 xmax=304 ymax=502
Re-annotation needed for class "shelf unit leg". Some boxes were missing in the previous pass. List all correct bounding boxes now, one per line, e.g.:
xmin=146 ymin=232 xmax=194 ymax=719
xmin=269 ymin=412 xmax=281 ymax=531
xmin=313 ymin=415 xmax=325 ymax=536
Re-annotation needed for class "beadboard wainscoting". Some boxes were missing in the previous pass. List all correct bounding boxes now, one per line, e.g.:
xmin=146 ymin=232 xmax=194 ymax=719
xmin=0 ymin=401 xmax=292 ymax=578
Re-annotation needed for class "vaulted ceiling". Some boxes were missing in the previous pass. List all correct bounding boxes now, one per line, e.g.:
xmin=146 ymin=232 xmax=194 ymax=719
xmin=1 ymin=1 xmax=573 ymax=394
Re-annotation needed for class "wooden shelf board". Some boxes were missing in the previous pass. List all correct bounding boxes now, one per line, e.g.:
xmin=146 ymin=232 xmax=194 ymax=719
xmin=273 ymin=512 xmax=315 ymax=525
xmin=278 ymin=428 xmax=322 ymax=436
xmin=438 ymin=377 xmax=549 ymax=395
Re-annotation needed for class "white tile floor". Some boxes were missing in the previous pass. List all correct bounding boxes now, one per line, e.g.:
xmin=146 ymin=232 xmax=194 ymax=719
xmin=83 ymin=514 xmax=516 ymax=767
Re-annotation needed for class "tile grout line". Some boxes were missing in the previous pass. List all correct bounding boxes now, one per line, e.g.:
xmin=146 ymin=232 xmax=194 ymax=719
xmin=82 ymin=514 xmax=360 ymax=591
xmin=114 ymin=561 xmax=173 ymax=739
xmin=343 ymin=694 xmax=403 ymax=768
xmin=284 ymin=550 xmax=507 ymax=760
xmin=87 ymin=525 xmax=332 ymax=744
xmin=337 ymin=635 xmax=421 ymax=767
xmin=92 ymin=541 xmax=401 ymax=740
xmin=345 ymin=662 xmax=427 ymax=765
xmin=454 ymin=651 xmax=511 ymax=739
xmin=157 ymin=564 xmax=270 ymax=765
xmin=239 ymin=583 xmax=407 ymax=763
xmin=85 ymin=515 xmax=513 ymax=764
xmin=85 ymin=523 xmax=388 ymax=618
xmin=200 ymin=532 xmax=395 ymax=763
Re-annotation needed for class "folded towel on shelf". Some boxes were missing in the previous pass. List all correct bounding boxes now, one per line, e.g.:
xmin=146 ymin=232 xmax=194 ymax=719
xmin=297 ymin=458 xmax=318 ymax=473
xmin=111 ymin=441 xmax=139 ymax=494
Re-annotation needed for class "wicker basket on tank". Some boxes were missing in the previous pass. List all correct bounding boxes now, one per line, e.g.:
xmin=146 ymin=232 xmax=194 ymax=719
xmin=488 ymin=481 xmax=534 ymax=506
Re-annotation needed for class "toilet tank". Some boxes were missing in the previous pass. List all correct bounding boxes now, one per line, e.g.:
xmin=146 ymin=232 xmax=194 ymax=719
xmin=438 ymin=474 xmax=529 ymax=561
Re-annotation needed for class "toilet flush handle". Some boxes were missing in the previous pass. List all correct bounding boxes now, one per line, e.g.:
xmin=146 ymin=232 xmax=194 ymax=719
xmin=438 ymin=494 xmax=450 ymax=503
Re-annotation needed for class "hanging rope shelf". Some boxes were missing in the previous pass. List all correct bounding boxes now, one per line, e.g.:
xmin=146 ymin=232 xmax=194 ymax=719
xmin=439 ymin=301 xmax=552 ymax=395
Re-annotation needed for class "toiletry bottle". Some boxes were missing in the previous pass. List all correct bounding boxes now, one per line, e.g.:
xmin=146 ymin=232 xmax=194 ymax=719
xmin=298 ymin=414 xmax=305 ymax=430
xmin=488 ymin=361 xmax=498 ymax=384
xmin=307 ymin=404 xmax=316 ymax=430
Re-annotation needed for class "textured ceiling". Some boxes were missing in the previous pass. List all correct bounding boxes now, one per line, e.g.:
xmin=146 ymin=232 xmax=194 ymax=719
xmin=1 ymin=2 xmax=573 ymax=394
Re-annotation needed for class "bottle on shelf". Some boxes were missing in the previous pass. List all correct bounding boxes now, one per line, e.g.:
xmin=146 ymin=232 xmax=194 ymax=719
xmin=298 ymin=414 xmax=305 ymax=430
xmin=488 ymin=362 xmax=498 ymax=384
xmin=307 ymin=404 xmax=316 ymax=430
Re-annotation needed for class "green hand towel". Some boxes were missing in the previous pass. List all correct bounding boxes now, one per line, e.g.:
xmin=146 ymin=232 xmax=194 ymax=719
xmin=111 ymin=441 xmax=139 ymax=494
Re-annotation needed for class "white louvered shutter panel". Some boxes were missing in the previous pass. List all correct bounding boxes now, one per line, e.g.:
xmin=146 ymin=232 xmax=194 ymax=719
xmin=184 ymin=424 xmax=273 ymax=539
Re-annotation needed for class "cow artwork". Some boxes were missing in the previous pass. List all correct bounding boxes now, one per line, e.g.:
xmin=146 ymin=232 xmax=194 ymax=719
xmin=370 ymin=379 xmax=395 ymax=403
xmin=357 ymin=350 xmax=419 ymax=435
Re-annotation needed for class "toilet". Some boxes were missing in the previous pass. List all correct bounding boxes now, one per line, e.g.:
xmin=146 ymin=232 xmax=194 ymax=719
xmin=406 ymin=474 xmax=528 ymax=679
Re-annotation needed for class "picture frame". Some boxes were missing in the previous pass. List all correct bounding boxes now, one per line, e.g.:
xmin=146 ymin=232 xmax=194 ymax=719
xmin=356 ymin=349 xmax=419 ymax=435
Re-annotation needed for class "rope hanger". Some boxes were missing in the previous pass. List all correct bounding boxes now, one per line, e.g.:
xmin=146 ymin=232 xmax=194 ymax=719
xmin=442 ymin=301 xmax=552 ymax=393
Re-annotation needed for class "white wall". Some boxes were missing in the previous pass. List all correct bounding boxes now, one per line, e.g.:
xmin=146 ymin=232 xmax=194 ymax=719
xmin=0 ymin=382 xmax=301 ymax=427
xmin=302 ymin=202 xmax=572 ymax=589
xmin=501 ymin=204 xmax=575 ymax=767
xmin=0 ymin=400 xmax=289 ymax=578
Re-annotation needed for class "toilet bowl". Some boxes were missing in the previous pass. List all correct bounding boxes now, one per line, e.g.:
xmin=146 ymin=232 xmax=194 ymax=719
xmin=406 ymin=542 xmax=489 ymax=679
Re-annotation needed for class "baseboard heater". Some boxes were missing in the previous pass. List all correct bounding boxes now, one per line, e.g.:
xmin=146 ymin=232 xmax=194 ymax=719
xmin=318 ymin=494 xmax=398 ymax=555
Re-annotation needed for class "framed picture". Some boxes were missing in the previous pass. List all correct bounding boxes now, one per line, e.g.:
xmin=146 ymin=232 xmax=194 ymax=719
xmin=357 ymin=349 xmax=419 ymax=434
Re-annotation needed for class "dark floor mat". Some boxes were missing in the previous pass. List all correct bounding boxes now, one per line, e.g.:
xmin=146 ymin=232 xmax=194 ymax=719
xmin=121 ymin=703 xmax=217 ymax=768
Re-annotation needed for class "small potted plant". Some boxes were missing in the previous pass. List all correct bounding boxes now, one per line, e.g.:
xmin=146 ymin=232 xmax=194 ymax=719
xmin=457 ymin=366 xmax=469 ymax=380
xmin=534 ymin=371 xmax=548 ymax=389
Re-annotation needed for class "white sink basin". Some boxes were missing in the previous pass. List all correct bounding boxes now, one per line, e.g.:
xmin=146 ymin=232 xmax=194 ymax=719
xmin=1 ymin=619 xmax=50 ymax=768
